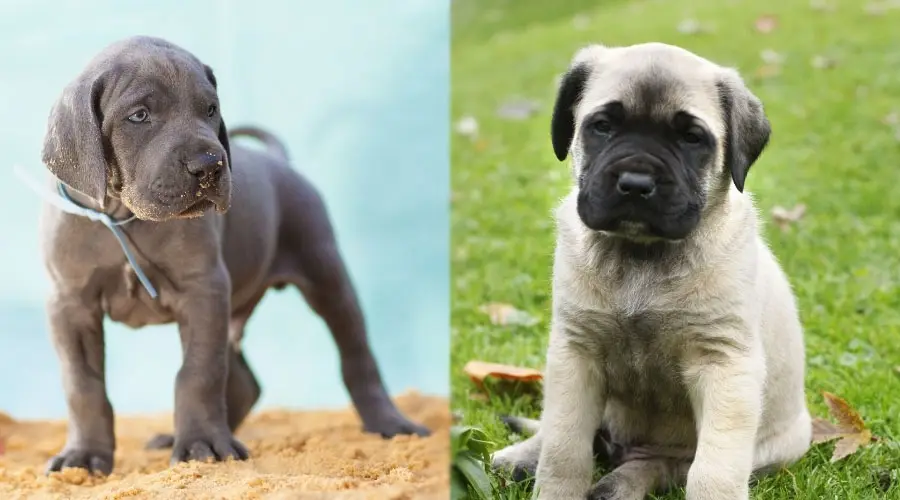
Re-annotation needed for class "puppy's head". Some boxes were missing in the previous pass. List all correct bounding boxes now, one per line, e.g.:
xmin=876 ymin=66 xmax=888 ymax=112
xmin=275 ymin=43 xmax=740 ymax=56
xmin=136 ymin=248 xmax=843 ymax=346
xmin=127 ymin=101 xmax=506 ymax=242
xmin=42 ymin=36 xmax=232 ymax=221
xmin=552 ymin=43 xmax=770 ymax=241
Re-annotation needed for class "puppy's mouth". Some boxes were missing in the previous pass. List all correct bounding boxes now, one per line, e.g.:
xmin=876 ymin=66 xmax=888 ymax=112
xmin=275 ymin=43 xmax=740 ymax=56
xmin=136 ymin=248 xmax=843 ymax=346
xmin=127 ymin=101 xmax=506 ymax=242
xmin=177 ymin=198 xmax=217 ymax=218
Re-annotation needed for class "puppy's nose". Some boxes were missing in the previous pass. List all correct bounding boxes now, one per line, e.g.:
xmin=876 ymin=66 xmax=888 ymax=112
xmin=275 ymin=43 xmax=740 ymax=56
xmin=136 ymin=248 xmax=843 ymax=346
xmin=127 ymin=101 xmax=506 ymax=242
xmin=187 ymin=153 xmax=223 ymax=178
xmin=616 ymin=172 xmax=656 ymax=198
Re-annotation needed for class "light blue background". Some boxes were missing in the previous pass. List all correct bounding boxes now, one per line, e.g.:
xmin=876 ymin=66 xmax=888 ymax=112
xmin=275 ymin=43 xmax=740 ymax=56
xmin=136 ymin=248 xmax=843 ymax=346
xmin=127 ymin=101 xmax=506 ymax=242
xmin=0 ymin=0 xmax=448 ymax=419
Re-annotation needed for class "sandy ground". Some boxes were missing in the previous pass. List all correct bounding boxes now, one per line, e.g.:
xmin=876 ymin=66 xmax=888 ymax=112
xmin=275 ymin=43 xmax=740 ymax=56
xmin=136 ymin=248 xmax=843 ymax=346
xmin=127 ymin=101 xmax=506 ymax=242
xmin=0 ymin=393 xmax=449 ymax=500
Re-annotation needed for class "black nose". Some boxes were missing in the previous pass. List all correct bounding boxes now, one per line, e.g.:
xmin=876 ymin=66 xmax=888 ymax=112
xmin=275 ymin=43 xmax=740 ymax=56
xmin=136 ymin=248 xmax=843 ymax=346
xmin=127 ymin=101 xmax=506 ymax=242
xmin=616 ymin=172 xmax=656 ymax=197
xmin=188 ymin=153 xmax=224 ymax=178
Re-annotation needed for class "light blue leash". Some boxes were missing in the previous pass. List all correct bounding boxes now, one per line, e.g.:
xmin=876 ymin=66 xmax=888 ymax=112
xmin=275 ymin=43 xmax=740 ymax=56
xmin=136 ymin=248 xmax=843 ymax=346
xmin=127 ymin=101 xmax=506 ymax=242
xmin=13 ymin=165 xmax=159 ymax=299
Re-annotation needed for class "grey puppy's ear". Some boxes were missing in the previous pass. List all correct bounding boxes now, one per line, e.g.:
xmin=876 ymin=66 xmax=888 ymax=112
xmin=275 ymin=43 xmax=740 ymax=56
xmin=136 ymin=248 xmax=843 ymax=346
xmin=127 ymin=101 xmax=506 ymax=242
xmin=203 ymin=65 xmax=232 ymax=170
xmin=716 ymin=72 xmax=771 ymax=192
xmin=42 ymin=72 xmax=109 ymax=207
xmin=551 ymin=63 xmax=592 ymax=161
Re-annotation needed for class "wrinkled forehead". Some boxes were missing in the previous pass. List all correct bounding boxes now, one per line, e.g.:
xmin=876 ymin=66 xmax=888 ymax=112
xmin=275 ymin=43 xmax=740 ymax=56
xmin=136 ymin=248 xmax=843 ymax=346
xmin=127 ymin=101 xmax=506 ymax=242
xmin=576 ymin=52 xmax=725 ymax=135
xmin=91 ymin=43 xmax=215 ymax=102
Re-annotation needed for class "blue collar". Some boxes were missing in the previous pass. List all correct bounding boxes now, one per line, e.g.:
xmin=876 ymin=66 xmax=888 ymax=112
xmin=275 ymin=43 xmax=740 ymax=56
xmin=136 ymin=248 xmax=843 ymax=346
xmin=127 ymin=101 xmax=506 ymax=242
xmin=55 ymin=182 xmax=158 ymax=299
xmin=14 ymin=165 xmax=159 ymax=299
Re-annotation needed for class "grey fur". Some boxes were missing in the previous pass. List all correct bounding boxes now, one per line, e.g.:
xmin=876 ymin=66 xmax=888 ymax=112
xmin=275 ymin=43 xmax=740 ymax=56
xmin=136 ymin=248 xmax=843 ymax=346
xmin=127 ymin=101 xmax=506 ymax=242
xmin=39 ymin=36 xmax=428 ymax=476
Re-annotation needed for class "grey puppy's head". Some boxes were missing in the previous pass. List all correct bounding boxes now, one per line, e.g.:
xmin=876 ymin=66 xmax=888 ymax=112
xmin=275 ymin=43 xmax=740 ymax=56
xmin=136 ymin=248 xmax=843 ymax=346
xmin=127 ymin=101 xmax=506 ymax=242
xmin=552 ymin=43 xmax=771 ymax=242
xmin=42 ymin=36 xmax=232 ymax=221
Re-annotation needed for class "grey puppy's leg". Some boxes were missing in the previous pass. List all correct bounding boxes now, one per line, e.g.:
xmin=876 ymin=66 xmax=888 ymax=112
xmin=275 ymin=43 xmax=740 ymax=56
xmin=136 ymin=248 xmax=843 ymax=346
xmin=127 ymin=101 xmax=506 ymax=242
xmin=280 ymin=174 xmax=429 ymax=437
xmin=168 ymin=268 xmax=249 ymax=464
xmin=146 ymin=300 xmax=263 ymax=450
xmin=45 ymin=299 xmax=115 ymax=475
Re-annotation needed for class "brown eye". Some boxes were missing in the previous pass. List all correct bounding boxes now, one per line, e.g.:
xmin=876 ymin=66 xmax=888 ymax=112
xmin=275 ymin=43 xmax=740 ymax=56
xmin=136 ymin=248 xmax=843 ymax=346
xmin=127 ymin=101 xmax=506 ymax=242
xmin=682 ymin=128 xmax=705 ymax=145
xmin=592 ymin=119 xmax=612 ymax=135
xmin=127 ymin=109 xmax=149 ymax=123
xmin=208 ymin=104 xmax=217 ymax=117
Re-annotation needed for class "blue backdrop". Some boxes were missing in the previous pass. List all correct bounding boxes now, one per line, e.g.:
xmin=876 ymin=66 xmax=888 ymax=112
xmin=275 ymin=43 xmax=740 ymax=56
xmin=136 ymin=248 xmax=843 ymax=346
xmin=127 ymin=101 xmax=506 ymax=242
xmin=0 ymin=0 xmax=449 ymax=419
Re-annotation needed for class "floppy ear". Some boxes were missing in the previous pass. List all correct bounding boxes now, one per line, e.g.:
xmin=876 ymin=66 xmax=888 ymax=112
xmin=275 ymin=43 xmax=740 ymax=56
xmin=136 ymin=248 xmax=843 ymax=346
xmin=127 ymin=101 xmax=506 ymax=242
xmin=204 ymin=65 xmax=232 ymax=170
xmin=41 ymin=72 xmax=109 ymax=207
xmin=716 ymin=73 xmax=771 ymax=192
xmin=550 ymin=63 xmax=592 ymax=161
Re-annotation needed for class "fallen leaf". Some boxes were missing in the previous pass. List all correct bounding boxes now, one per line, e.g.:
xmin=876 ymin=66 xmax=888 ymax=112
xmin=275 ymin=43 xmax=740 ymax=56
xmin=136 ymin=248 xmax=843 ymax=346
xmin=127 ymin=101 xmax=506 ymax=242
xmin=496 ymin=99 xmax=541 ymax=121
xmin=455 ymin=115 xmax=479 ymax=138
xmin=810 ymin=392 xmax=877 ymax=462
xmin=464 ymin=360 xmax=543 ymax=390
xmin=771 ymin=204 xmax=806 ymax=231
xmin=754 ymin=14 xmax=779 ymax=33
xmin=479 ymin=302 xmax=539 ymax=326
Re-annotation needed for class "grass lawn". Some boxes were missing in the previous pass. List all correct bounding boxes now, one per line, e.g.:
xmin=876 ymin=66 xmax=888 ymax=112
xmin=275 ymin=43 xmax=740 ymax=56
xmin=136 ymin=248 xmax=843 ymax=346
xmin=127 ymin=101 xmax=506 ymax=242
xmin=450 ymin=0 xmax=900 ymax=498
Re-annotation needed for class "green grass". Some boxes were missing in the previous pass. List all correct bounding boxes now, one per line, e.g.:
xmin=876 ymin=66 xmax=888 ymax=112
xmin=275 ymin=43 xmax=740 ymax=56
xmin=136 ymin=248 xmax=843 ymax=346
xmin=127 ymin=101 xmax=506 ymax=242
xmin=450 ymin=0 xmax=900 ymax=498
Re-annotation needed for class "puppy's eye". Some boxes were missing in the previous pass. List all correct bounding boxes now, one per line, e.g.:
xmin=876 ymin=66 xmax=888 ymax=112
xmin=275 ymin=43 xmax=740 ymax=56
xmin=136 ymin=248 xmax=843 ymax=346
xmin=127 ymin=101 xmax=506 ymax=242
xmin=207 ymin=104 xmax=217 ymax=118
xmin=682 ymin=129 xmax=705 ymax=145
xmin=127 ymin=109 xmax=149 ymax=123
xmin=591 ymin=119 xmax=613 ymax=135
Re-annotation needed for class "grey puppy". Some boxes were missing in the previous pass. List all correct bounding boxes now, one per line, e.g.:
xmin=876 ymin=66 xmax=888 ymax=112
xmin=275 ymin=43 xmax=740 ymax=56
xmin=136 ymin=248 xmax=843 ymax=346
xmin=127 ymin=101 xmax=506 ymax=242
xmin=38 ymin=36 xmax=428 ymax=476
xmin=491 ymin=43 xmax=810 ymax=500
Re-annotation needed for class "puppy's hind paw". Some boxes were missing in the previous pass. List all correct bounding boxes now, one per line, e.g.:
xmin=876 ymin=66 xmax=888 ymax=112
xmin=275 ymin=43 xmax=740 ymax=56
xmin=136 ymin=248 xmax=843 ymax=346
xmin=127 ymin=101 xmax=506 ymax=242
xmin=46 ymin=449 xmax=114 ymax=476
xmin=145 ymin=433 xmax=175 ymax=450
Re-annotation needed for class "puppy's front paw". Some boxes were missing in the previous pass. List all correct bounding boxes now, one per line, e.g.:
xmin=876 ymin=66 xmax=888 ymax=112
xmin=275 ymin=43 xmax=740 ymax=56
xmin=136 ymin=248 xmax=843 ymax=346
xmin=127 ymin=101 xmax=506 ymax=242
xmin=46 ymin=449 xmax=114 ymax=476
xmin=363 ymin=412 xmax=430 ymax=438
xmin=686 ymin=462 xmax=749 ymax=500
xmin=170 ymin=431 xmax=249 ymax=465
xmin=492 ymin=444 xmax=538 ymax=485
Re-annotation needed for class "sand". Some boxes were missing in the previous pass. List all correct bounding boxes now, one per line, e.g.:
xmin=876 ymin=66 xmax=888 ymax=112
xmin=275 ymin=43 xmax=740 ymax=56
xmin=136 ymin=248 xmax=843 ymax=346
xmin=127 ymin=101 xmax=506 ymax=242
xmin=0 ymin=393 xmax=449 ymax=500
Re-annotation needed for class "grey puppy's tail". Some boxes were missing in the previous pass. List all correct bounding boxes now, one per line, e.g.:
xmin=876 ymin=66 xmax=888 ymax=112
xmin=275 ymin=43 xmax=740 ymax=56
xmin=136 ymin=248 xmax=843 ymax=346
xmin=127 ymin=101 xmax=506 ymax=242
xmin=500 ymin=415 xmax=541 ymax=435
xmin=229 ymin=125 xmax=290 ymax=162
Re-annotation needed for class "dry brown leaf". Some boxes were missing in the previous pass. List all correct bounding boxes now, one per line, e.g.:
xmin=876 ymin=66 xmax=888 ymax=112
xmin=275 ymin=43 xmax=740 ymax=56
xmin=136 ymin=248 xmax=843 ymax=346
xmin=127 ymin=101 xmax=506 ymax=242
xmin=771 ymin=204 xmax=806 ymax=231
xmin=479 ymin=303 xmax=539 ymax=326
xmin=811 ymin=392 xmax=877 ymax=462
xmin=823 ymin=391 xmax=868 ymax=430
xmin=464 ymin=360 xmax=543 ymax=389
xmin=811 ymin=417 xmax=845 ymax=444
xmin=754 ymin=14 xmax=779 ymax=33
